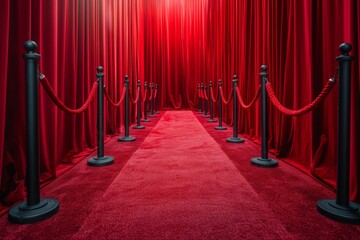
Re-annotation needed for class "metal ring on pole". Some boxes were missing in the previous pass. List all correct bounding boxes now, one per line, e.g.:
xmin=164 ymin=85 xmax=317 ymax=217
xmin=88 ymin=66 xmax=115 ymax=167
xmin=8 ymin=41 xmax=59 ymax=224
xmin=250 ymin=65 xmax=278 ymax=167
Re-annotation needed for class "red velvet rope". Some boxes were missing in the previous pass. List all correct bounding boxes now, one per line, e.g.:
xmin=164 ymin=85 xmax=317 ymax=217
xmin=210 ymin=88 xmax=217 ymax=103
xmin=130 ymin=88 xmax=140 ymax=104
xmin=142 ymin=89 xmax=148 ymax=102
xmin=266 ymin=80 xmax=335 ymax=116
xmin=40 ymin=76 xmax=98 ymax=114
xmin=203 ymin=89 xmax=209 ymax=101
xmin=149 ymin=88 xmax=153 ymax=101
xmin=104 ymin=87 xmax=126 ymax=107
xmin=219 ymin=87 xmax=233 ymax=104
xmin=235 ymin=85 xmax=261 ymax=109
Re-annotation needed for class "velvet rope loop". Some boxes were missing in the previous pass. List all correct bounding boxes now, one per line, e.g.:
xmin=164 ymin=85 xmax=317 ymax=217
xmin=130 ymin=88 xmax=140 ymax=104
xmin=210 ymin=87 xmax=217 ymax=103
xmin=235 ymin=85 xmax=261 ymax=109
xmin=203 ymin=88 xmax=209 ymax=101
xmin=39 ymin=75 xmax=98 ymax=114
xmin=149 ymin=88 xmax=153 ymax=101
xmin=153 ymin=89 xmax=158 ymax=99
xmin=142 ymin=88 xmax=148 ymax=102
xmin=199 ymin=88 xmax=204 ymax=98
xmin=219 ymin=87 xmax=233 ymax=105
xmin=104 ymin=86 xmax=126 ymax=107
xmin=266 ymin=77 xmax=336 ymax=116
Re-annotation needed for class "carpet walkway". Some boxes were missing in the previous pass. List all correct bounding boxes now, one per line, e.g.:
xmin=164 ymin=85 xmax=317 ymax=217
xmin=0 ymin=110 xmax=360 ymax=239
xmin=72 ymin=111 xmax=292 ymax=239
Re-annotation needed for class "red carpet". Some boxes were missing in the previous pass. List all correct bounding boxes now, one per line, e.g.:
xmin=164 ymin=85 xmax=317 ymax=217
xmin=72 ymin=111 xmax=291 ymax=239
xmin=0 ymin=110 xmax=359 ymax=239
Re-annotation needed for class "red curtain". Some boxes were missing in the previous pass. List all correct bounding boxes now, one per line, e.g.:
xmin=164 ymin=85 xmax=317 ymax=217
xmin=1 ymin=0 xmax=360 ymax=212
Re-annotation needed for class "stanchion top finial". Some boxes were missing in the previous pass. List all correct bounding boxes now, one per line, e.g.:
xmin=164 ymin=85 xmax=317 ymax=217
xmin=24 ymin=41 xmax=37 ymax=52
xmin=97 ymin=66 xmax=104 ymax=73
xmin=261 ymin=65 xmax=268 ymax=72
xmin=233 ymin=74 xmax=238 ymax=79
xmin=339 ymin=43 xmax=352 ymax=55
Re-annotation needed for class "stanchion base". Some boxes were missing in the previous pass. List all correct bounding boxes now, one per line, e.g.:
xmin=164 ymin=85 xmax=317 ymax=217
xmin=226 ymin=137 xmax=245 ymax=143
xmin=133 ymin=125 xmax=145 ymax=129
xmin=317 ymin=199 xmax=360 ymax=224
xmin=207 ymin=119 xmax=217 ymax=123
xmin=155 ymin=111 xmax=160 ymax=114
xmin=250 ymin=157 xmax=278 ymax=168
xmin=148 ymin=115 xmax=155 ymax=118
xmin=118 ymin=136 xmax=136 ymax=142
xmin=215 ymin=126 xmax=227 ymax=130
xmin=87 ymin=156 xmax=114 ymax=167
xmin=202 ymin=115 xmax=210 ymax=118
xmin=141 ymin=119 xmax=151 ymax=122
xmin=8 ymin=198 xmax=59 ymax=224
xmin=198 ymin=111 xmax=204 ymax=114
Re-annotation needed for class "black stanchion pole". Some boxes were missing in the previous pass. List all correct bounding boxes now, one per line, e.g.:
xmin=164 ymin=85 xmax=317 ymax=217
xmin=149 ymin=83 xmax=155 ymax=118
xmin=8 ymin=41 xmax=59 ymax=224
xmin=200 ymin=83 xmax=205 ymax=114
xmin=118 ymin=75 xmax=136 ymax=142
xmin=203 ymin=84 xmax=210 ymax=118
xmin=133 ymin=80 xmax=145 ymax=129
xmin=88 ymin=67 xmax=115 ymax=167
xmin=155 ymin=84 xmax=159 ymax=114
xmin=317 ymin=43 xmax=360 ymax=224
xmin=215 ymin=79 xmax=227 ymax=130
xmin=142 ymin=82 xmax=151 ymax=122
xmin=251 ymin=65 xmax=278 ymax=167
xmin=198 ymin=84 xmax=202 ymax=113
xmin=207 ymin=81 xmax=217 ymax=123
xmin=226 ymin=75 xmax=244 ymax=143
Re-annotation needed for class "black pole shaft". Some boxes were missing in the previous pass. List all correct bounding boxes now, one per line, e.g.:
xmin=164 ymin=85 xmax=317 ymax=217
xmin=336 ymin=43 xmax=353 ymax=207
xmin=218 ymin=80 xmax=223 ymax=127
xmin=260 ymin=66 xmax=268 ymax=160
xmin=151 ymin=84 xmax=155 ymax=115
xmin=124 ymin=76 xmax=130 ymax=137
xmin=155 ymin=84 xmax=158 ymax=113
xmin=232 ymin=76 xmax=238 ymax=138
xmin=24 ymin=41 xmax=41 ymax=207
xmin=204 ymin=84 xmax=208 ymax=115
xmin=144 ymin=82 xmax=148 ymax=120
xmin=201 ymin=83 xmax=204 ymax=113
xmin=209 ymin=81 xmax=214 ymax=119
xmin=198 ymin=84 xmax=201 ymax=112
xmin=136 ymin=80 xmax=141 ymax=126
xmin=97 ymin=67 xmax=105 ymax=158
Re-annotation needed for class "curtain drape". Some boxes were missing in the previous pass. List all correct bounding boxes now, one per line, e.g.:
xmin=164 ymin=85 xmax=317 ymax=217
xmin=1 ymin=0 xmax=359 ymax=213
